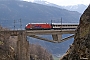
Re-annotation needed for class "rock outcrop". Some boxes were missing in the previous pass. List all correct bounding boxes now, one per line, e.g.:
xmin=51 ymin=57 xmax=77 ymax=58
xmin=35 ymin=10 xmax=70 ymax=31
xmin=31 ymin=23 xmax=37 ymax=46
xmin=60 ymin=4 xmax=90 ymax=60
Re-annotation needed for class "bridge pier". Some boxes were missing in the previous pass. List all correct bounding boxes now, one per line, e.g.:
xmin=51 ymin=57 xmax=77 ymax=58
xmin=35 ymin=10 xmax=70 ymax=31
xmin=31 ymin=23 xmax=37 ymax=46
xmin=52 ymin=34 xmax=62 ymax=42
xmin=17 ymin=31 xmax=30 ymax=60
xmin=57 ymin=34 xmax=62 ymax=42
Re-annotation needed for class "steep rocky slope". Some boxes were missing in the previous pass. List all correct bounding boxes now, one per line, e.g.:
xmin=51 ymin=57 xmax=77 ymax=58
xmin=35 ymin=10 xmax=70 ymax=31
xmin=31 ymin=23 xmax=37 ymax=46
xmin=60 ymin=4 xmax=90 ymax=60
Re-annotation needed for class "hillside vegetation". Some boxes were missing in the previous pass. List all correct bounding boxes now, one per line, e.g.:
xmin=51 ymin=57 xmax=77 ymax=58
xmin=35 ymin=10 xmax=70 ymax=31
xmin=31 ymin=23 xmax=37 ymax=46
xmin=0 ymin=26 xmax=15 ymax=60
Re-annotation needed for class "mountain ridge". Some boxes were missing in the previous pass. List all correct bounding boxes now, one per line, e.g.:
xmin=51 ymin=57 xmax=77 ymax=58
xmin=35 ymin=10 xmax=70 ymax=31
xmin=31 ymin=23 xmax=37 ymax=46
xmin=32 ymin=0 xmax=88 ymax=13
xmin=62 ymin=4 xmax=88 ymax=13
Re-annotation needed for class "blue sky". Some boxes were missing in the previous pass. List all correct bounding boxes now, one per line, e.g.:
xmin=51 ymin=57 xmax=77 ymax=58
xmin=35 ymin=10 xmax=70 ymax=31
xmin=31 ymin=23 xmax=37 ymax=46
xmin=23 ymin=0 xmax=90 ymax=6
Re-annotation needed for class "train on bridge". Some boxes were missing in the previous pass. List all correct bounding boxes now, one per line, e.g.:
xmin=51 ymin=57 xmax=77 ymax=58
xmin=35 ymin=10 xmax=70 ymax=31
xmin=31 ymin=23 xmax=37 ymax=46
xmin=25 ymin=23 xmax=78 ymax=30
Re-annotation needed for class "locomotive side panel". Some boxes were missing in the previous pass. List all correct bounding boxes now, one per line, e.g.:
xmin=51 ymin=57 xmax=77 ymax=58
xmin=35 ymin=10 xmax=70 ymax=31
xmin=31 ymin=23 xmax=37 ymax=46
xmin=25 ymin=23 xmax=52 ymax=30
xmin=41 ymin=24 xmax=52 ymax=29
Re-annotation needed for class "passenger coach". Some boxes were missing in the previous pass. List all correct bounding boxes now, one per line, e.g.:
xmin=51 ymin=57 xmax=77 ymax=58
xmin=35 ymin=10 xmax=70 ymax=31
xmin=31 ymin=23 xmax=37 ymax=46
xmin=52 ymin=23 xmax=78 ymax=29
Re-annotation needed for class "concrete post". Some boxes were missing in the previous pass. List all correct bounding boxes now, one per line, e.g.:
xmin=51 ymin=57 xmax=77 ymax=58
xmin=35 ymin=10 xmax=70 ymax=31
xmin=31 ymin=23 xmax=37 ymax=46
xmin=52 ymin=34 xmax=58 ymax=41
xmin=52 ymin=34 xmax=62 ymax=42
xmin=17 ymin=31 xmax=30 ymax=60
xmin=26 ymin=41 xmax=30 ymax=60
xmin=57 ymin=34 xmax=62 ymax=42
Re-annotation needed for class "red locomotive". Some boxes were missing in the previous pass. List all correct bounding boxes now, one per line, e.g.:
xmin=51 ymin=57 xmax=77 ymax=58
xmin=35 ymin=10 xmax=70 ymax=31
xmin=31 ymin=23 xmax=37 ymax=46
xmin=25 ymin=23 xmax=52 ymax=30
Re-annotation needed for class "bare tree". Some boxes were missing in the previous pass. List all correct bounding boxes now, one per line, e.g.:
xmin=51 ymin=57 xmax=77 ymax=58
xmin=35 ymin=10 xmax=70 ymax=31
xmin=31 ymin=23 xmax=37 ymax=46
xmin=30 ymin=44 xmax=54 ymax=60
